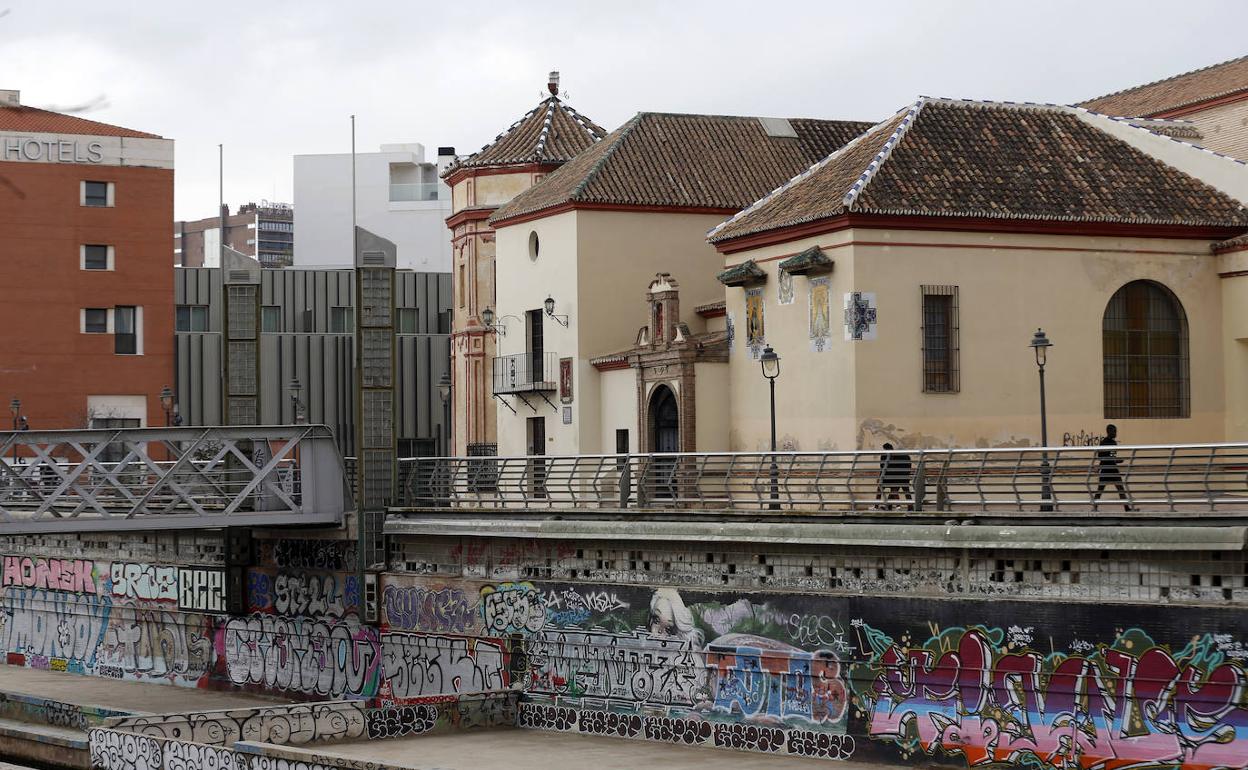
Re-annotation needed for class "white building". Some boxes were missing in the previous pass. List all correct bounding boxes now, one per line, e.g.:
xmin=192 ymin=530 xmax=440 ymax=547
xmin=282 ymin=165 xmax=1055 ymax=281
xmin=293 ymin=143 xmax=453 ymax=271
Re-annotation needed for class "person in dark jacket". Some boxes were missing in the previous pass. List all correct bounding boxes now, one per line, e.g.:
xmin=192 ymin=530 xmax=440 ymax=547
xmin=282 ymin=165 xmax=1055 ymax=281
xmin=878 ymin=442 xmax=913 ymax=511
xmin=1092 ymin=424 xmax=1136 ymax=512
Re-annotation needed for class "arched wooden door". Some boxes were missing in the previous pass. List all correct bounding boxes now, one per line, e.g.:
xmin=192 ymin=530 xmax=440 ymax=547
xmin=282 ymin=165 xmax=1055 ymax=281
xmin=650 ymin=385 xmax=679 ymax=453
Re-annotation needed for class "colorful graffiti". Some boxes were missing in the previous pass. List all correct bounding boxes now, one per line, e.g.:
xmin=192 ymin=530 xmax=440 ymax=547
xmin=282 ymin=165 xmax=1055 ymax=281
xmin=246 ymin=568 xmax=359 ymax=619
xmin=858 ymin=623 xmax=1248 ymax=770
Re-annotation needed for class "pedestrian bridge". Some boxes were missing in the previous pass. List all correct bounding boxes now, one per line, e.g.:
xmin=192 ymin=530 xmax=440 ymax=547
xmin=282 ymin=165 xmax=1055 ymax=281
xmin=0 ymin=425 xmax=349 ymax=533
xmin=396 ymin=443 xmax=1248 ymax=520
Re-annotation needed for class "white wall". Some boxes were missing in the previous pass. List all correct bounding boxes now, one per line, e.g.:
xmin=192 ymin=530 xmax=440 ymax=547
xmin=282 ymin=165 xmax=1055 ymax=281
xmin=293 ymin=145 xmax=452 ymax=272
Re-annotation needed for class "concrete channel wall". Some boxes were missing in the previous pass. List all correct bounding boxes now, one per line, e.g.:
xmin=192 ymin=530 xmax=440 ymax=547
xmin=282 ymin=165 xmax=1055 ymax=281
xmin=1 ymin=527 xmax=1247 ymax=769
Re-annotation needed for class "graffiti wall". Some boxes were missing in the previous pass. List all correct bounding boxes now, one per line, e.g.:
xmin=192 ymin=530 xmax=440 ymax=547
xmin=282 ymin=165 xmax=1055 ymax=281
xmin=379 ymin=574 xmax=1248 ymax=768
xmin=0 ymin=554 xmax=225 ymax=687
xmin=0 ymin=545 xmax=385 ymax=701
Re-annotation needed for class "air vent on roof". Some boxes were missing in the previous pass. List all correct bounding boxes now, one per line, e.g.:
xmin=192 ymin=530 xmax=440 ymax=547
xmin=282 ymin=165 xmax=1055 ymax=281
xmin=362 ymin=251 xmax=386 ymax=266
xmin=758 ymin=117 xmax=797 ymax=138
xmin=227 ymin=270 xmax=250 ymax=282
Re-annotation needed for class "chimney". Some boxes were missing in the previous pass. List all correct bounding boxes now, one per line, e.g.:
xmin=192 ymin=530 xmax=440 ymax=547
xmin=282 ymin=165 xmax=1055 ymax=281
xmin=0 ymin=90 xmax=20 ymax=107
xmin=436 ymin=146 xmax=456 ymax=177
xmin=547 ymin=71 xmax=560 ymax=97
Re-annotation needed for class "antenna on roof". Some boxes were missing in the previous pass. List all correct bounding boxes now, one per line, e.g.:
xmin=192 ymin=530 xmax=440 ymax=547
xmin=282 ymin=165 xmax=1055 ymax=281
xmin=548 ymin=71 xmax=560 ymax=97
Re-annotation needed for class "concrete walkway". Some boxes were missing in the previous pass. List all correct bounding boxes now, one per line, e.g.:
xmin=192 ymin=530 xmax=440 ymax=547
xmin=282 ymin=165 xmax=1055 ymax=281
xmin=0 ymin=665 xmax=289 ymax=714
xmin=286 ymin=727 xmax=898 ymax=770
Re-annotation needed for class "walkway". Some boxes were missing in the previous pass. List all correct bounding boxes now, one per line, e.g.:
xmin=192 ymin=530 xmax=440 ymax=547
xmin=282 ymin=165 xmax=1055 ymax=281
xmin=279 ymin=727 xmax=899 ymax=770
xmin=0 ymin=665 xmax=289 ymax=714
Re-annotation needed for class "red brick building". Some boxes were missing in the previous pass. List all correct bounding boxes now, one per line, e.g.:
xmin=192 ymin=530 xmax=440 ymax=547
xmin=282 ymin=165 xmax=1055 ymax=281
xmin=0 ymin=89 xmax=175 ymax=430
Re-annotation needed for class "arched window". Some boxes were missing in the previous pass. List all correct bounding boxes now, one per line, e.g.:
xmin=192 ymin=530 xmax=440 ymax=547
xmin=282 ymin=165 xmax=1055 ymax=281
xmin=1103 ymin=280 xmax=1189 ymax=418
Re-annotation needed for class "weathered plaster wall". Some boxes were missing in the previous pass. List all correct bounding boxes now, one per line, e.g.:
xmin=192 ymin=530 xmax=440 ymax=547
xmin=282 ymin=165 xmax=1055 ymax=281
xmin=725 ymin=228 xmax=1230 ymax=451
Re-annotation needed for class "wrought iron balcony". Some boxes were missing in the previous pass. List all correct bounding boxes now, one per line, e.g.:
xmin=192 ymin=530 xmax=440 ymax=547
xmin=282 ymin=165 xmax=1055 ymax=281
xmin=493 ymin=352 xmax=557 ymax=395
xmin=0 ymin=424 xmax=350 ymax=532
xmin=396 ymin=443 xmax=1248 ymax=518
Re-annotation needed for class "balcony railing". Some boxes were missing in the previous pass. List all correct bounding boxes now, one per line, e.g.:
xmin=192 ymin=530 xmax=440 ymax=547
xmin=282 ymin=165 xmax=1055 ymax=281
xmin=389 ymin=182 xmax=441 ymax=202
xmin=493 ymin=352 xmax=557 ymax=395
xmin=396 ymin=443 xmax=1248 ymax=517
xmin=0 ymin=424 xmax=350 ymax=532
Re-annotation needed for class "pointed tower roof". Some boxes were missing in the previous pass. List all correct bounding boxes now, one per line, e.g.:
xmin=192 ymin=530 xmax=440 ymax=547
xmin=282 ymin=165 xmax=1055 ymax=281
xmin=446 ymin=71 xmax=606 ymax=177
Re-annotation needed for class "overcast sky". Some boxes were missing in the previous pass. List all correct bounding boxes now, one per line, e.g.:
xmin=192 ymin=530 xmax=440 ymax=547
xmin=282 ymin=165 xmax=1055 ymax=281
xmin=3 ymin=0 xmax=1246 ymax=220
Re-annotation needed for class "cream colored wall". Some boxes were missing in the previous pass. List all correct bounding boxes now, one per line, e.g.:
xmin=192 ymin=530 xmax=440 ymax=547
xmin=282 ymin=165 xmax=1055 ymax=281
xmin=1220 ymin=249 xmax=1248 ymax=440
xmin=494 ymin=210 xmax=579 ymax=456
xmin=574 ymin=210 xmax=729 ymax=455
xmin=694 ymin=362 xmax=731 ymax=451
xmin=1185 ymin=99 xmax=1248 ymax=161
xmin=599 ymin=368 xmax=639 ymax=453
xmin=726 ymin=228 xmax=1229 ymax=451
xmin=724 ymin=231 xmax=859 ymax=452
xmin=475 ymin=173 xmax=540 ymax=208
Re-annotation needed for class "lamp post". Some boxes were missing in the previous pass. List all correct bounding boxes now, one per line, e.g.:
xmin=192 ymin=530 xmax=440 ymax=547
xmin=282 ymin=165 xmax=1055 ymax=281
xmin=8 ymin=397 xmax=18 ymax=467
xmin=543 ymin=296 xmax=569 ymax=327
xmin=160 ymin=385 xmax=174 ymax=427
xmin=437 ymin=372 xmax=452 ymax=456
xmin=760 ymin=346 xmax=780 ymax=510
xmin=1029 ymin=329 xmax=1054 ymax=511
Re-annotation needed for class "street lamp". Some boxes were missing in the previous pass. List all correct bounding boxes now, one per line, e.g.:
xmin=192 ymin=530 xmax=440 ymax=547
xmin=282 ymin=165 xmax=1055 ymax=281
xmin=288 ymin=378 xmax=305 ymax=424
xmin=1029 ymin=328 xmax=1054 ymax=510
xmin=760 ymin=346 xmax=780 ymax=510
xmin=160 ymin=385 xmax=174 ymax=427
xmin=438 ymin=372 xmax=452 ymax=455
xmin=543 ymin=296 xmax=569 ymax=327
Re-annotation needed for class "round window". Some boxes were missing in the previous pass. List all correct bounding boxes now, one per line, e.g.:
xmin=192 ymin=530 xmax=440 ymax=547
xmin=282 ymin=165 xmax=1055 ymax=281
xmin=528 ymin=231 xmax=540 ymax=261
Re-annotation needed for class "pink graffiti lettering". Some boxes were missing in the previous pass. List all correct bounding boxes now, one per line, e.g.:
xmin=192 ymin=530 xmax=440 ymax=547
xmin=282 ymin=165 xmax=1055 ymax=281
xmin=2 ymin=556 xmax=95 ymax=594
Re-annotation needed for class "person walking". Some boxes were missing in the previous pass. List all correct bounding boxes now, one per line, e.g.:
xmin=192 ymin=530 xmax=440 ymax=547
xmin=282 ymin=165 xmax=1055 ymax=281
xmin=878 ymin=442 xmax=913 ymax=511
xmin=1092 ymin=424 xmax=1136 ymax=512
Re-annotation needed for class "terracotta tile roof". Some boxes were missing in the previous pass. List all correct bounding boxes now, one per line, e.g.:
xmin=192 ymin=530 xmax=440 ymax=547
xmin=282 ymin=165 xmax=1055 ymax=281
xmin=1212 ymin=231 xmax=1248 ymax=252
xmin=709 ymin=98 xmax=1248 ymax=244
xmin=716 ymin=259 xmax=767 ymax=287
xmin=448 ymin=96 xmax=605 ymax=173
xmin=1080 ymin=56 xmax=1248 ymax=117
xmin=0 ymin=104 xmax=162 ymax=139
xmin=778 ymin=245 xmax=833 ymax=275
xmin=490 ymin=113 xmax=874 ymax=224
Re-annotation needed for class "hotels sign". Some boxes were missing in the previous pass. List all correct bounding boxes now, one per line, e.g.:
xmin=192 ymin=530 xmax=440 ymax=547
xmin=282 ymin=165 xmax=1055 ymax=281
xmin=3 ymin=136 xmax=105 ymax=163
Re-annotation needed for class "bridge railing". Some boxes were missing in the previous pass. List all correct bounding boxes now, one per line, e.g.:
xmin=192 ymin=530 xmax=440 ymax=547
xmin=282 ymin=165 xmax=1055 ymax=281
xmin=0 ymin=424 xmax=350 ymax=532
xmin=396 ymin=443 xmax=1248 ymax=516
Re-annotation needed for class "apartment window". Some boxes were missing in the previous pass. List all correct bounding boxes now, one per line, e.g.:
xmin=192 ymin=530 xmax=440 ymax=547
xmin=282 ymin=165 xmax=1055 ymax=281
xmin=82 ymin=244 xmax=111 ymax=270
xmin=82 ymin=180 xmax=112 ymax=207
xmin=90 ymin=417 xmax=142 ymax=462
xmin=114 ymin=306 xmax=137 ymax=354
xmin=398 ymin=307 xmax=417 ymax=334
xmin=921 ymin=285 xmax=959 ymax=393
xmin=176 ymin=305 xmax=209 ymax=332
xmin=1103 ymin=280 xmax=1189 ymax=418
xmin=261 ymin=306 xmax=282 ymax=333
xmin=83 ymin=308 xmax=108 ymax=334
xmin=330 ymin=307 xmax=353 ymax=334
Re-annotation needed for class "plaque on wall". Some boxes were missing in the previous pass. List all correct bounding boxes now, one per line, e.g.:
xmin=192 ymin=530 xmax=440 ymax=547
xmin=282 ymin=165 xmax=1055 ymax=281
xmin=559 ymin=357 xmax=574 ymax=403
xmin=562 ymin=406 xmax=572 ymax=425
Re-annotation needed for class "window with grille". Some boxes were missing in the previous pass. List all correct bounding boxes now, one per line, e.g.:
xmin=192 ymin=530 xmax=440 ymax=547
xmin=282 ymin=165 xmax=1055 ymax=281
xmin=1103 ymin=280 xmax=1189 ymax=418
xmin=921 ymin=285 xmax=959 ymax=393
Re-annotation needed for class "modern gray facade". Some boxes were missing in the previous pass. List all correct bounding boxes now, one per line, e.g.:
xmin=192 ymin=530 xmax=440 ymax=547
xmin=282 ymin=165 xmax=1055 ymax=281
xmin=173 ymin=264 xmax=451 ymax=456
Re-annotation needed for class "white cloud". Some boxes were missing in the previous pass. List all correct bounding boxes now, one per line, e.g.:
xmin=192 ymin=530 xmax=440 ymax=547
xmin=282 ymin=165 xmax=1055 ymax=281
xmin=2 ymin=0 xmax=1245 ymax=219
